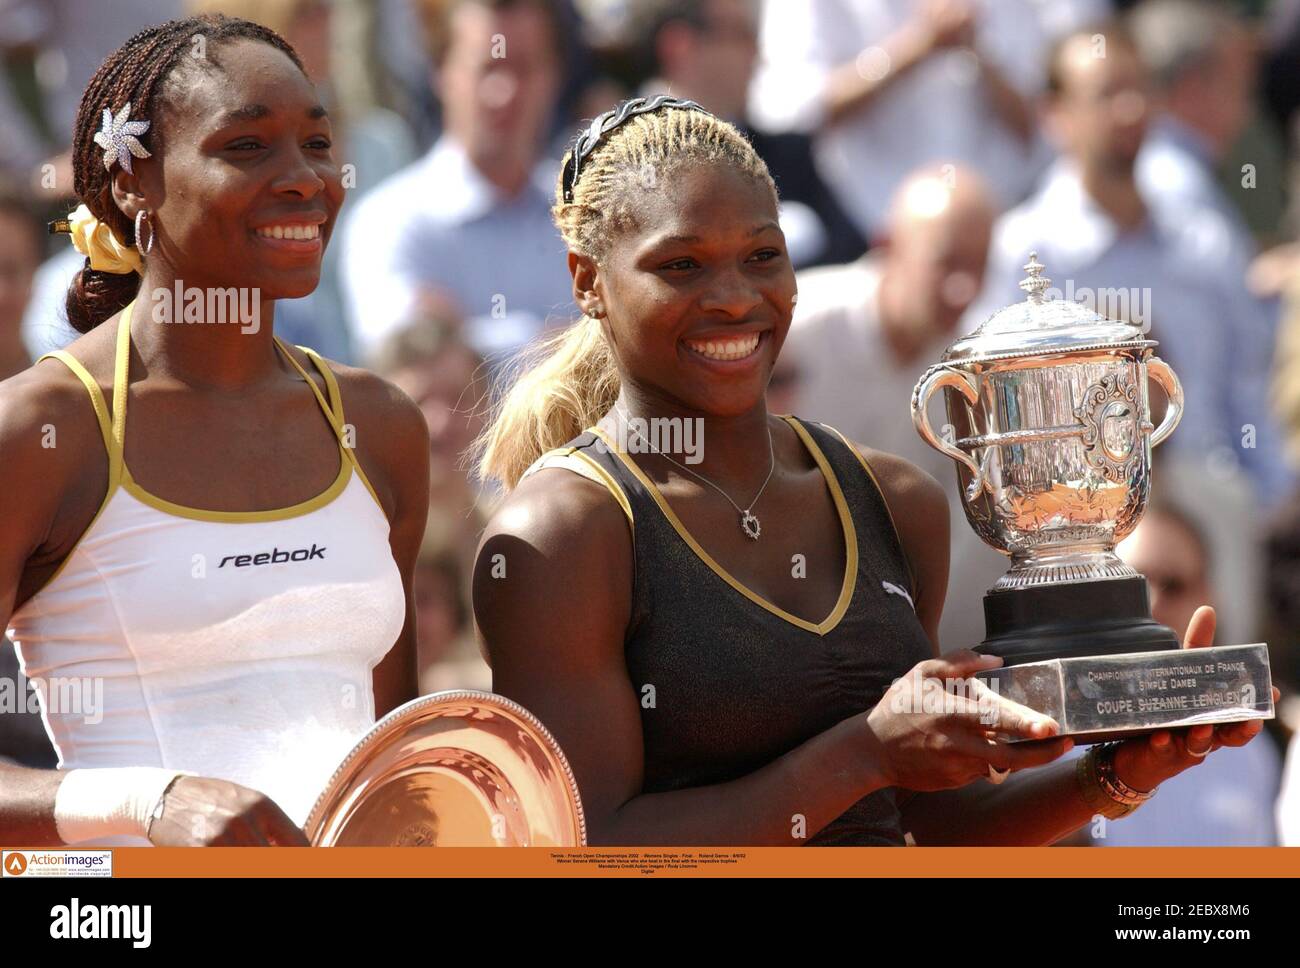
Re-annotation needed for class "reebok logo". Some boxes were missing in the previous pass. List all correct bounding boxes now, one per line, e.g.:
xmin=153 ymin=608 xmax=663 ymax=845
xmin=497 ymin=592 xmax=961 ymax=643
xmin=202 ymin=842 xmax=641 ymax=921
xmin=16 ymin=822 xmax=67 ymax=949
xmin=218 ymin=544 xmax=326 ymax=569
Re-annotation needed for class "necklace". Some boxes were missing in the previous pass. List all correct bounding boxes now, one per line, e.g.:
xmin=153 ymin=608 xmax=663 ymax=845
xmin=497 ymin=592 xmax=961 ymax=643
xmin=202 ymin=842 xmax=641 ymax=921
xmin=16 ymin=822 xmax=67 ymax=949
xmin=616 ymin=406 xmax=776 ymax=540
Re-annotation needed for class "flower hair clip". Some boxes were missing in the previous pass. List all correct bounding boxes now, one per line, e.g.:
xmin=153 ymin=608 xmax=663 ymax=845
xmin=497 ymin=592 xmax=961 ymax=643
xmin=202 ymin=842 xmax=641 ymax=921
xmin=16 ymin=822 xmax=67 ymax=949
xmin=93 ymin=101 xmax=151 ymax=175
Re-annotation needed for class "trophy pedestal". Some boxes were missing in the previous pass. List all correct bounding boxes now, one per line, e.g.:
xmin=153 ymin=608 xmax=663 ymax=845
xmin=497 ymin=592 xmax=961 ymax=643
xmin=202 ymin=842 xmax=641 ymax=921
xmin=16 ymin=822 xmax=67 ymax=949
xmin=976 ymin=643 xmax=1274 ymax=744
xmin=977 ymin=577 xmax=1179 ymax=667
xmin=972 ymin=580 xmax=1273 ymax=744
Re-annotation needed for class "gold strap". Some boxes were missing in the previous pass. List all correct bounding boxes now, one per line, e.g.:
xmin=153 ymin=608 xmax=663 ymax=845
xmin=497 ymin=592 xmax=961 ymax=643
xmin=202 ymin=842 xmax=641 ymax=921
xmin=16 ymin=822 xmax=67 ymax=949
xmin=36 ymin=350 xmax=114 ymax=460
xmin=108 ymin=305 xmax=371 ymax=509
xmin=300 ymin=345 xmax=344 ymax=425
xmin=273 ymin=337 xmax=345 ymax=437
xmin=523 ymin=446 xmax=634 ymax=525
xmin=279 ymin=340 xmax=387 ymax=519
xmin=111 ymin=300 xmax=133 ymax=484
xmin=819 ymin=421 xmax=918 ymax=597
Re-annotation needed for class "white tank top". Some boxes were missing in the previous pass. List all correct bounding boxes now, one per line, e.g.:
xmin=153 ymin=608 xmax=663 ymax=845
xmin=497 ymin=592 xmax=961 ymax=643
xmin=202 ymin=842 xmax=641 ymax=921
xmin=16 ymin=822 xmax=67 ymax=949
xmin=6 ymin=302 xmax=407 ymax=845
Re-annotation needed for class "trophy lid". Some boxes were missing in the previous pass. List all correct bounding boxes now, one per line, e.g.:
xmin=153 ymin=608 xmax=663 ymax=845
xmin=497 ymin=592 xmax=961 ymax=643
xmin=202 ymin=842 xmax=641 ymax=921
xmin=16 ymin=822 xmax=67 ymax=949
xmin=942 ymin=253 xmax=1155 ymax=364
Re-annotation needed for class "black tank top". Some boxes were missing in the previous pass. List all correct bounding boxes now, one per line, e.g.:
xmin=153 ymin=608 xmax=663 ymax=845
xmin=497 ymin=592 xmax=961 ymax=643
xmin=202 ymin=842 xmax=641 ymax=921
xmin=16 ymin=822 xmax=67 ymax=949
xmin=547 ymin=415 xmax=934 ymax=846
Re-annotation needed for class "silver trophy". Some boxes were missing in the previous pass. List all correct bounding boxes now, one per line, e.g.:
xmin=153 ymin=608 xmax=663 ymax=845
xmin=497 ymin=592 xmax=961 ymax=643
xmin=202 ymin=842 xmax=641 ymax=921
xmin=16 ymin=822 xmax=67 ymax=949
xmin=911 ymin=255 xmax=1272 ymax=741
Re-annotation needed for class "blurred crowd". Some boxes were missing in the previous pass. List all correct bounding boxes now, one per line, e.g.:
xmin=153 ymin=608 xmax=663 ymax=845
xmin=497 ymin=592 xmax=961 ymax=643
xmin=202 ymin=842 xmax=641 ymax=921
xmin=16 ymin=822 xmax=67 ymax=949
xmin=2 ymin=0 xmax=1300 ymax=845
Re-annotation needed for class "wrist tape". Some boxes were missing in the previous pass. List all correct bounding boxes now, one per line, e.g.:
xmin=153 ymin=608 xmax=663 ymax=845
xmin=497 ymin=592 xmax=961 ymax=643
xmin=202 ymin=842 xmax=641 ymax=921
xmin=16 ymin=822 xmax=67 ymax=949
xmin=53 ymin=767 xmax=195 ymax=843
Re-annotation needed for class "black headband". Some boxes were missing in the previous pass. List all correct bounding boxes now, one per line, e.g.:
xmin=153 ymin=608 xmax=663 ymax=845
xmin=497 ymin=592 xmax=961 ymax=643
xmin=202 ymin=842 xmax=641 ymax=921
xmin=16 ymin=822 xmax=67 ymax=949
xmin=559 ymin=95 xmax=713 ymax=203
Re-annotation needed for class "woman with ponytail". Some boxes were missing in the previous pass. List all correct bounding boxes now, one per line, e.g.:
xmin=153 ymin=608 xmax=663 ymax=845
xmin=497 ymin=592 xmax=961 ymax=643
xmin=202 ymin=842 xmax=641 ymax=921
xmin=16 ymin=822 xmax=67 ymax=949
xmin=0 ymin=15 xmax=429 ymax=846
xmin=472 ymin=96 xmax=1272 ymax=846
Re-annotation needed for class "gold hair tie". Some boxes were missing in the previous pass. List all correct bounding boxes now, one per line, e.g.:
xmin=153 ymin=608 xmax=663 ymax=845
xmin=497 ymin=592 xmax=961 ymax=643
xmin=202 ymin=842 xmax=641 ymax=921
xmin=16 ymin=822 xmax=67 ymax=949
xmin=51 ymin=203 xmax=143 ymax=275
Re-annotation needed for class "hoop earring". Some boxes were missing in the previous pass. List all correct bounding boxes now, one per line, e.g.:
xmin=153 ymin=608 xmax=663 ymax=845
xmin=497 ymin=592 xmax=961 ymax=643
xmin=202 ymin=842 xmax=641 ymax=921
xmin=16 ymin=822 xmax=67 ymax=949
xmin=134 ymin=209 xmax=154 ymax=258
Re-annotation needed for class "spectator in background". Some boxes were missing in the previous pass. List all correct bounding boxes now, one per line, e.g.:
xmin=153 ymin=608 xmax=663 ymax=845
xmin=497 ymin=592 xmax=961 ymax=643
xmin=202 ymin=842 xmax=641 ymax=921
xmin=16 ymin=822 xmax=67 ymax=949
xmin=367 ymin=302 xmax=494 ymax=577
xmin=973 ymin=22 xmax=1294 ymax=509
xmin=340 ymin=0 xmax=573 ymax=364
xmin=18 ymin=239 xmax=81 ymax=364
xmin=748 ymin=0 xmax=1109 ymax=239
xmin=11 ymin=1 xmax=183 ymax=358
xmin=1073 ymin=501 xmax=1282 ymax=846
xmin=0 ymin=4 xmax=54 ymax=181
xmin=777 ymin=165 xmax=1006 ymax=650
xmin=367 ymin=304 xmax=494 ymax=694
xmin=1273 ymin=274 xmax=1300 ymax=475
xmin=0 ymin=0 xmax=185 ymax=194
xmin=0 ymin=187 xmax=40 ymax=381
xmin=1267 ymin=493 xmax=1300 ymax=844
xmin=625 ymin=0 xmax=865 ymax=266
xmin=1133 ymin=0 xmax=1261 ymax=267
xmin=1280 ymin=733 xmax=1300 ymax=846
xmin=1263 ymin=490 xmax=1300 ymax=691
xmin=413 ymin=528 xmax=492 ymax=694
xmin=19 ymin=0 xmax=420 ymax=365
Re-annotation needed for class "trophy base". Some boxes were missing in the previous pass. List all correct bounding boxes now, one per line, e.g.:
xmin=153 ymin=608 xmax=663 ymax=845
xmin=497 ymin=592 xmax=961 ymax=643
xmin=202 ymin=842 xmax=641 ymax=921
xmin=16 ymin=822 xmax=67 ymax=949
xmin=977 ymin=576 xmax=1179 ymax=667
xmin=976 ymin=643 xmax=1274 ymax=744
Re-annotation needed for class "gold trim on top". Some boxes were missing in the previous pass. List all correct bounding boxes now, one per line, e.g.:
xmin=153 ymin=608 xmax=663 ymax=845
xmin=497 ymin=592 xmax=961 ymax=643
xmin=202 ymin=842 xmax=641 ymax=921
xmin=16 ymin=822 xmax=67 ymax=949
xmin=111 ymin=300 xmax=133 ymax=485
xmin=820 ymin=423 xmax=918 ymax=596
xmin=119 ymin=460 xmax=353 ymax=524
xmin=299 ymin=345 xmax=344 ymax=422
xmin=570 ymin=450 xmax=634 ymax=527
xmin=296 ymin=344 xmax=388 ymax=522
xmin=589 ymin=416 xmax=857 ymax=636
xmin=36 ymin=350 xmax=113 ymax=453
xmin=106 ymin=301 xmax=359 ymax=524
xmin=521 ymin=446 xmax=635 ymax=532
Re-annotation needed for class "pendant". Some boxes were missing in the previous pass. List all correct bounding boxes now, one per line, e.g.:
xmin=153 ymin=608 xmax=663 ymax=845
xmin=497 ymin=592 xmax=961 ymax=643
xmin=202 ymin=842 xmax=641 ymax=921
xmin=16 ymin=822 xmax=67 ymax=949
xmin=740 ymin=510 xmax=761 ymax=540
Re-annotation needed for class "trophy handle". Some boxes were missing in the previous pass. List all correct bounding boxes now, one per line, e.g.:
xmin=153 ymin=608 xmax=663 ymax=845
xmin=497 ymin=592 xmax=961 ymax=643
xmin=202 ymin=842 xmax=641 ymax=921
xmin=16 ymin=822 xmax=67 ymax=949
xmin=1146 ymin=356 xmax=1183 ymax=449
xmin=911 ymin=363 xmax=982 ymax=478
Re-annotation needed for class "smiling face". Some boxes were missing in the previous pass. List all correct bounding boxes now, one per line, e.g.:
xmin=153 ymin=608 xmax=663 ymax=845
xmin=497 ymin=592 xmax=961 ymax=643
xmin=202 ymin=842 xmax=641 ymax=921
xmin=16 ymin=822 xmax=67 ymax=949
xmin=134 ymin=38 xmax=343 ymax=298
xmin=577 ymin=161 xmax=795 ymax=417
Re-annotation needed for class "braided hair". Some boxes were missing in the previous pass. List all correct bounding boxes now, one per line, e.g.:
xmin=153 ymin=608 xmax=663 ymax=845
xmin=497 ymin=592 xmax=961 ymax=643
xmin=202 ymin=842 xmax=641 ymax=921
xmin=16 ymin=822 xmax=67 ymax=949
xmin=474 ymin=101 xmax=776 ymax=489
xmin=66 ymin=14 xmax=305 ymax=333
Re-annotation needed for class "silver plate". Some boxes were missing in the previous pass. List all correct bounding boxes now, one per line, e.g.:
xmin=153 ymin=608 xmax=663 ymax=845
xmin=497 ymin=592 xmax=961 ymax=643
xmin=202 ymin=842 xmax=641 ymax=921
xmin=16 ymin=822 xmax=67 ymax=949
xmin=305 ymin=690 xmax=587 ymax=846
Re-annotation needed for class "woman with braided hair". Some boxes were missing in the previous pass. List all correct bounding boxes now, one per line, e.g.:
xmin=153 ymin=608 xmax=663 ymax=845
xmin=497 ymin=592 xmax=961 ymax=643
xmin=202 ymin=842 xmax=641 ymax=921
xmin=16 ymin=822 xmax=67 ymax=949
xmin=0 ymin=14 xmax=429 ymax=846
xmin=472 ymin=96 xmax=1274 ymax=846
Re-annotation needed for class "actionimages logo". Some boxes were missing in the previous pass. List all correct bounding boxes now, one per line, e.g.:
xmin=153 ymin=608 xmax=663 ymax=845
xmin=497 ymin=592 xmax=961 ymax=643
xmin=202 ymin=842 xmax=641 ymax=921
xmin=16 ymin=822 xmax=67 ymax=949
xmin=3 ymin=849 xmax=112 ymax=877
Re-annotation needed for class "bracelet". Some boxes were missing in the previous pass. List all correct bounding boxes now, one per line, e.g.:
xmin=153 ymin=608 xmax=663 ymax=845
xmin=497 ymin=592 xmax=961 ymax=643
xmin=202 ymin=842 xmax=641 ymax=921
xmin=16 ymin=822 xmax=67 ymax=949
xmin=144 ymin=773 xmax=190 ymax=841
xmin=1074 ymin=745 xmax=1151 ymax=820
xmin=1074 ymin=750 xmax=1131 ymax=819
xmin=1094 ymin=742 xmax=1157 ymax=804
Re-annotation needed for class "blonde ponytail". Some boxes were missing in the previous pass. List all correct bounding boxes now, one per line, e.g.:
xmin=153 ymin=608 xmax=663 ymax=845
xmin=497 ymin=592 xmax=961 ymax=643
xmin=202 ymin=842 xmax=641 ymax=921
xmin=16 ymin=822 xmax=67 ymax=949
xmin=473 ymin=100 xmax=774 ymax=490
xmin=475 ymin=314 xmax=619 ymax=489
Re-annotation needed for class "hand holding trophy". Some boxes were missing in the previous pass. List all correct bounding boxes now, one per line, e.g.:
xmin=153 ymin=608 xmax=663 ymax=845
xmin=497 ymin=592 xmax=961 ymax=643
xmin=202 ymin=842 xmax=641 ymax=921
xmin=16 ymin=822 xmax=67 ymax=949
xmin=911 ymin=254 xmax=1274 ymax=746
